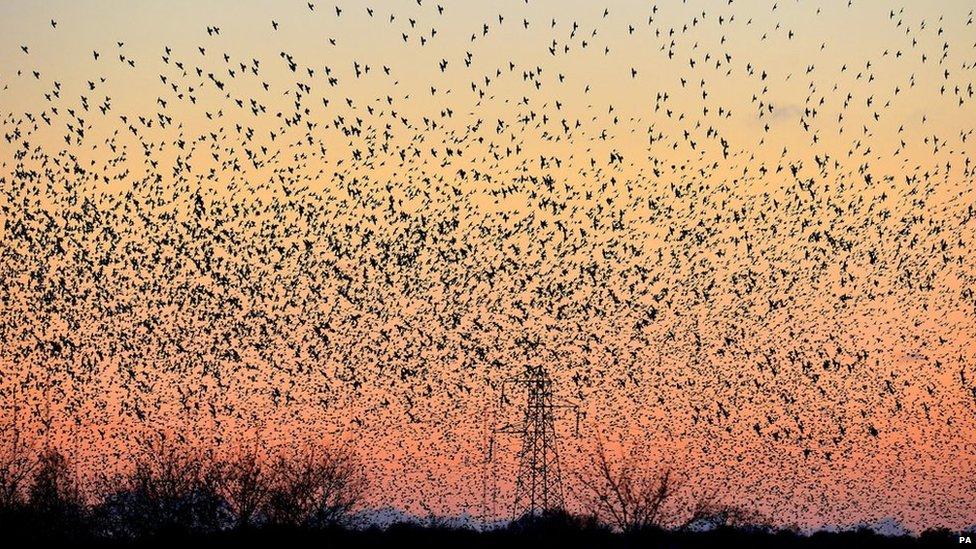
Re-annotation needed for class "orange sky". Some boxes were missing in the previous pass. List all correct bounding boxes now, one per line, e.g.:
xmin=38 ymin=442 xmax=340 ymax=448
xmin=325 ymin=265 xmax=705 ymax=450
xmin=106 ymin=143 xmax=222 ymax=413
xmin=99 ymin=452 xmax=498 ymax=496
xmin=1 ymin=0 xmax=975 ymax=533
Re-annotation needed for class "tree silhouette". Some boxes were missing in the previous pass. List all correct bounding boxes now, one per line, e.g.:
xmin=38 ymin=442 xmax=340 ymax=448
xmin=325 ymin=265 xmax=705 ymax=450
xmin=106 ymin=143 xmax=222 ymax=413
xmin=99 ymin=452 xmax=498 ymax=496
xmin=216 ymin=447 xmax=274 ymax=530
xmin=0 ymin=411 xmax=35 ymax=511
xmin=575 ymin=438 xmax=683 ymax=533
xmin=95 ymin=434 xmax=226 ymax=538
xmin=263 ymin=443 xmax=367 ymax=529
xmin=25 ymin=448 xmax=86 ymax=537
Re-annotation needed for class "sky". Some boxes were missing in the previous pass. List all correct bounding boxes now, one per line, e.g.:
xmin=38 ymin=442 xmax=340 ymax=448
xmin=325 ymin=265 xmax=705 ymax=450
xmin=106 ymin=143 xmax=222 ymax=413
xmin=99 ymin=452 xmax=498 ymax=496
xmin=1 ymin=0 xmax=975 ymax=533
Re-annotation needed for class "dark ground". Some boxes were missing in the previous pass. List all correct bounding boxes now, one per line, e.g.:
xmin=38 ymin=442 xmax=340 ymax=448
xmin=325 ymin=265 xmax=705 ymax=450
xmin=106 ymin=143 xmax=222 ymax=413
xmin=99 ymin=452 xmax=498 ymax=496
xmin=1 ymin=521 xmax=967 ymax=548
xmin=148 ymin=525 xmax=964 ymax=549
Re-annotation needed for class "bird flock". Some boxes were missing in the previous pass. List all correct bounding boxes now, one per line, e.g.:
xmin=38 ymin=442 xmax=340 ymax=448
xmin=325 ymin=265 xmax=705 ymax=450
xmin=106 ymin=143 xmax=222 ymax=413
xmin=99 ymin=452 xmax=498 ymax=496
xmin=0 ymin=0 xmax=974 ymax=533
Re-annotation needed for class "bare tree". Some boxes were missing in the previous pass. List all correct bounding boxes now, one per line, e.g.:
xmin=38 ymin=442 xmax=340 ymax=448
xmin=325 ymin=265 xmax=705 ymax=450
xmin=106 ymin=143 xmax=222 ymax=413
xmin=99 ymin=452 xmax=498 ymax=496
xmin=25 ymin=447 xmax=86 ymax=535
xmin=96 ymin=433 xmax=226 ymax=538
xmin=263 ymin=443 xmax=367 ymax=529
xmin=0 ymin=444 xmax=33 ymax=511
xmin=28 ymin=448 xmax=83 ymax=508
xmin=575 ymin=439 xmax=682 ymax=534
xmin=216 ymin=447 xmax=274 ymax=530
xmin=0 ymin=395 xmax=36 ymax=510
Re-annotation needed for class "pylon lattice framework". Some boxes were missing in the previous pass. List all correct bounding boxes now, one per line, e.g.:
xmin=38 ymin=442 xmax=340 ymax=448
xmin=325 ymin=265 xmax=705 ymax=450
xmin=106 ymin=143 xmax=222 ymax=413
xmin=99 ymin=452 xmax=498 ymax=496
xmin=496 ymin=365 xmax=579 ymax=519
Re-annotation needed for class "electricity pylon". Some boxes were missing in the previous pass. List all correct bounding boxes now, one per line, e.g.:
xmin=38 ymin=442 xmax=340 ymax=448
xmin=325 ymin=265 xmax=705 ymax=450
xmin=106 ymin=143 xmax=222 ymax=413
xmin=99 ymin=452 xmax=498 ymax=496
xmin=494 ymin=364 xmax=580 ymax=520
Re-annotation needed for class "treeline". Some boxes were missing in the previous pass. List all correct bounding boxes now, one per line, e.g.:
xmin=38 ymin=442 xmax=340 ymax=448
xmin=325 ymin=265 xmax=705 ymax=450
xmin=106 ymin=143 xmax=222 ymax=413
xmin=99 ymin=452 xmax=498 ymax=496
xmin=0 ymin=434 xmax=964 ymax=547
xmin=0 ymin=433 xmax=367 ymax=541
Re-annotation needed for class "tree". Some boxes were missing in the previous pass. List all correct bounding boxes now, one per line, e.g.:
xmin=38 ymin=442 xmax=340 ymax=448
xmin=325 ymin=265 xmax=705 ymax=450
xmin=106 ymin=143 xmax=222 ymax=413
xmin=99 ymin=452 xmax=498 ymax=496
xmin=24 ymin=448 xmax=86 ymax=536
xmin=0 ymin=410 xmax=35 ymax=511
xmin=575 ymin=438 xmax=682 ymax=534
xmin=263 ymin=443 xmax=367 ymax=529
xmin=96 ymin=434 xmax=226 ymax=538
xmin=217 ymin=447 xmax=274 ymax=530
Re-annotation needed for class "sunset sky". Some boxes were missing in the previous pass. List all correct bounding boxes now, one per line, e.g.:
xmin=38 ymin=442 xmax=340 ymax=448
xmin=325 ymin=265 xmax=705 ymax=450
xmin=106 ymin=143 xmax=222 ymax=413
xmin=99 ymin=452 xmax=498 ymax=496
xmin=1 ymin=0 xmax=975 ymax=533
